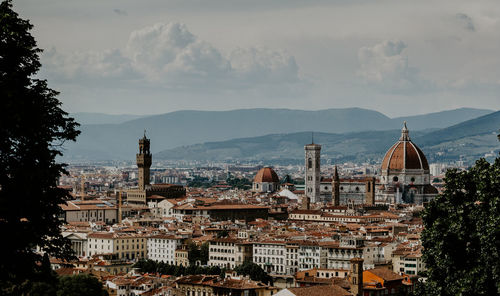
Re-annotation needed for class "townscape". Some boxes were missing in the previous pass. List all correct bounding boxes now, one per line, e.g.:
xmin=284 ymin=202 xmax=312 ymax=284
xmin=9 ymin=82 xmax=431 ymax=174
xmin=55 ymin=124 xmax=444 ymax=296
xmin=2 ymin=1 xmax=499 ymax=295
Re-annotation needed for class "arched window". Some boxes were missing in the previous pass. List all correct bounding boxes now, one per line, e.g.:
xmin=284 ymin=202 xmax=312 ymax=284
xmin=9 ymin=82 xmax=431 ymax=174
xmin=308 ymin=158 xmax=312 ymax=169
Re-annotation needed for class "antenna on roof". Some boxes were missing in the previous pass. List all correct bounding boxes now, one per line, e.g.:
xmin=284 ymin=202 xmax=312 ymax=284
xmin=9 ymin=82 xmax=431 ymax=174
xmin=144 ymin=129 xmax=147 ymax=138
xmin=311 ymin=132 xmax=314 ymax=144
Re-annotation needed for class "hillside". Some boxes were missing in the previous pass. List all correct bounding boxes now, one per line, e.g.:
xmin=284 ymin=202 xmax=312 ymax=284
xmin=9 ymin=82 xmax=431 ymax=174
xmin=156 ymin=111 xmax=500 ymax=164
xmin=70 ymin=112 xmax=145 ymax=125
xmin=60 ymin=107 xmax=495 ymax=161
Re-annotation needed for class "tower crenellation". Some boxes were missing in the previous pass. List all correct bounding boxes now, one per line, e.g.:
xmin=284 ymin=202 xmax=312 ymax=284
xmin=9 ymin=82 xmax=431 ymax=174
xmin=136 ymin=132 xmax=152 ymax=190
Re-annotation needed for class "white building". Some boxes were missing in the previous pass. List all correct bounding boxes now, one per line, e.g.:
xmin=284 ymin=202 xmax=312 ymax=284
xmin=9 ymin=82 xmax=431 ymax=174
xmin=253 ymin=241 xmax=287 ymax=275
xmin=87 ymin=232 xmax=147 ymax=260
xmin=208 ymin=238 xmax=252 ymax=269
xmin=147 ymin=234 xmax=183 ymax=265
xmin=298 ymin=241 xmax=324 ymax=270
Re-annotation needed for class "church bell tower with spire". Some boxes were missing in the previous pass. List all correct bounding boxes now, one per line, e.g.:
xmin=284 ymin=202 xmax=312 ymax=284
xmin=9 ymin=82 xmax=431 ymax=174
xmin=137 ymin=130 xmax=152 ymax=190
xmin=305 ymin=133 xmax=321 ymax=203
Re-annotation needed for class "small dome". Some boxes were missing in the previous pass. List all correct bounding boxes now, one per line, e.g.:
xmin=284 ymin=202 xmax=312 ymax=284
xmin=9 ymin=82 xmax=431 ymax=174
xmin=381 ymin=122 xmax=429 ymax=171
xmin=254 ymin=167 xmax=280 ymax=183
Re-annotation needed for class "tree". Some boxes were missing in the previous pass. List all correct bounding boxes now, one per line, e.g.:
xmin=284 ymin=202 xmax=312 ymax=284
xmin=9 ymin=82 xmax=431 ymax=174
xmin=234 ymin=262 xmax=273 ymax=285
xmin=416 ymin=157 xmax=500 ymax=295
xmin=0 ymin=0 xmax=80 ymax=293
xmin=56 ymin=274 xmax=108 ymax=296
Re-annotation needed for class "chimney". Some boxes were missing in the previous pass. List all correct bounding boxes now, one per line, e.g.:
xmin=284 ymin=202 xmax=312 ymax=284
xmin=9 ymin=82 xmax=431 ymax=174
xmin=350 ymin=258 xmax=363 ymax=296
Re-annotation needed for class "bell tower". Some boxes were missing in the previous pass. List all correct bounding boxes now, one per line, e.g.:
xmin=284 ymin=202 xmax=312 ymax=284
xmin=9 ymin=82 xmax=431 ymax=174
xmin=136 ymin=131 xmax=152 ymax=190
xmin=350 ymin=258 xmax=364 ymax=296
xmin=332 ymin=165 xmax=340 ymax=206
xmin=305 ymin=135 xmax=321 ymax=203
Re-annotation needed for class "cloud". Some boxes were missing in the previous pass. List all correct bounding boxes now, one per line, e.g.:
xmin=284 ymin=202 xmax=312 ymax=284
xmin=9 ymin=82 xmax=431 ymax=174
xmin=455 ymin=13 xmax=475 ymax=32
xmin=41 ymin=48 xmax=139 ymax=85
xmin=41 ymin=22 xmax=305 ymax=94
xmin=113 ymin=9 xmax=127 ymax=16
xmin=357 ymin=40 xmax=431 ymax=93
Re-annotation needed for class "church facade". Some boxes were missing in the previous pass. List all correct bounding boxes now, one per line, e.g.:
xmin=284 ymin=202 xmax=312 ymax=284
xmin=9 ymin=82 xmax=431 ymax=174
xmin=308 ymin=123 xmax=438 ymax=205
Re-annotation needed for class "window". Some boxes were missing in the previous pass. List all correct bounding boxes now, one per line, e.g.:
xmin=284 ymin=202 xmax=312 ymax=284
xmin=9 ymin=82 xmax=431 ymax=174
xmin=308 ymin=158 xmax=312 ymax=169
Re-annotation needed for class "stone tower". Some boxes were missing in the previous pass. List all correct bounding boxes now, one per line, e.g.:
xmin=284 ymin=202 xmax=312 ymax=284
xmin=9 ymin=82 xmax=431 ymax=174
xmin=365 ymin=177 xmax=376 ymax=205
xmin=350 ymin=258 xmax=364 ymax=296
xmin=305 ymin=139 xmax=321 ymax=203
xmin=332 ymin=165 xmax=340 ymax=206
xmin=136 ymin=131 xmax=152 ymax=190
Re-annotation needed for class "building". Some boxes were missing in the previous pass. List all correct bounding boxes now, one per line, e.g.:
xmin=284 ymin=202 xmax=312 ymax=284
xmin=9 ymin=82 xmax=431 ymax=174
xmin=208 ymin=238 xmax=252 ymax=269
xmin=253 ymin=241 xmax=287 ymax=275
xmin=127 ymin=134 xmax=185 ymax=204
xmin=175 ymin=274 xmax=276 ymax=296
xmin=305 ymin=141 xmax=321 ymax=203
xmin=59 ymin=200 xmax=118 ymax=224
xmin=63 ymin=231 xmax=88 ymax=257
xmin=147 ymin=234 xmax=183 ymax=265
xmin=252 ymin=167 xmax=280 ymax=193
xmin=392 ymin=246 xmax=426 ymax=276
xmin=379 ymin=122 xmax=438 ymax=204
xmin=87 ymin=232 xmax=147 ymax=260
xmin=175 ymin=247 xmax=189 ymax=267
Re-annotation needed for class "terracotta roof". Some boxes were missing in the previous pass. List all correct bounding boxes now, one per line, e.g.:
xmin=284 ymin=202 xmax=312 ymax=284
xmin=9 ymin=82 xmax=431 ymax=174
xmin=254 ymin=167 xmax=280 ymax=183
xmin=381 ymin=124 xmax=429 ymax=171
xmin=366 ymin=268 xmax=404 ymax=282
xmin=286 ymin=285 xmax=351 ymax=296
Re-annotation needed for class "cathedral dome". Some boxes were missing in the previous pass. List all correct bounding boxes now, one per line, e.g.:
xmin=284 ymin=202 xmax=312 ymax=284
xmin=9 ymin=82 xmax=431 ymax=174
xmin=381 ymin=122 xmax=429 ymax=171
xmin=254 ymin=167 xmax=280 ymax=183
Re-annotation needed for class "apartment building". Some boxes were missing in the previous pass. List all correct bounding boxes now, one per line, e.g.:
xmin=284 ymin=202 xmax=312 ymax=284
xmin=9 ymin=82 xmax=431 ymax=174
xmin=147 ymin=234 xmax=183 ymax=264
xmin=87 ymin=232 xmax=147 ymax=260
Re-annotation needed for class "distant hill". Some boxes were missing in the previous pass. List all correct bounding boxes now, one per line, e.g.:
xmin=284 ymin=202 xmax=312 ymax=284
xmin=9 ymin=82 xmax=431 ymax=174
xmin=60 ymin=107 xmax=495 ymax=162
xmin=156 ymin=111 xmax=500 ymax=164
xmin=70 ymin=112 xmax=145 ymax=125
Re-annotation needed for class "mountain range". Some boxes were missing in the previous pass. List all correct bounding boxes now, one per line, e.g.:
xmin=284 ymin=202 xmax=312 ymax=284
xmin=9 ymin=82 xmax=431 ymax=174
xmin=155 ymin=110 xmax=500 ymax=164
xmin=60 ymin=107 xmax=497 ymax=162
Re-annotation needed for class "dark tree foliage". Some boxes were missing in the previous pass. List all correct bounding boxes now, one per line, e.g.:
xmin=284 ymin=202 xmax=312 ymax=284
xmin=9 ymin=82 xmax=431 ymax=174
xmin=415 ymin=157 xmax=500 ymax=295
xmin=234 ymin=261 xmax=273 ymax=285
xmin=0 ymin=0 xmax=80 ymax=293
xmin=187 ymin=242 xmax=209 ymax=265
xmin=226 ymin=177 xmax=252 ymax=189
xmin=217 ymin=229 xmax=229 ymax=238
xmin=133 ymin=259 xmax=222 ymax=276
xmin=56 ymin=274 xmax=108 ymax=296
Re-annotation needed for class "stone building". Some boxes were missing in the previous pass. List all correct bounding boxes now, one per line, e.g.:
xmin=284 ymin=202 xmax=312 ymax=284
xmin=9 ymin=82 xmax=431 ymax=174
xmin=378 ymin=122 xmax=438 ymax=204
xmin=305 ymin=142 xmax=321 ymax=203
xmin=252 ymin=167 xmax=280 ymax=193
xmin=127 ymin=133 xmax=185 ymax=205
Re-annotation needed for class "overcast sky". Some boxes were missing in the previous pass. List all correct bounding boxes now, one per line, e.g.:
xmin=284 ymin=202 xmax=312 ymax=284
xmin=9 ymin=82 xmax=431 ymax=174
xmin=14 ymin=0 xmax=500 ymax=117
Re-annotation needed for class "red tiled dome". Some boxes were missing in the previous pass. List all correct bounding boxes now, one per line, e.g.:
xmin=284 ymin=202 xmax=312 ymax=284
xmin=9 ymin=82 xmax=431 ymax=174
xmin=381 ymin=122 xmax=429 ymax=171
xmin=254 ymin=167 xmax=280 ymax=183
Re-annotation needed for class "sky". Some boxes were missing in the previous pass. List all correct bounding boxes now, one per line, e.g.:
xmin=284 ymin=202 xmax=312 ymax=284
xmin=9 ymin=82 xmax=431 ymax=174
xmin=14 ymin=0 xmax=500 ymax=117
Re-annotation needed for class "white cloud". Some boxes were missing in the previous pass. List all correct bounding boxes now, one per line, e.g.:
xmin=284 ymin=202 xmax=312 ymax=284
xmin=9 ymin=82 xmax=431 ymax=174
xmin=41 ymin=48 xmax=139 ymax=85
xmin=357 ymin=40 xmax=431 ymax=93
xmin=41 ymin=22 xmax=304 ymax=92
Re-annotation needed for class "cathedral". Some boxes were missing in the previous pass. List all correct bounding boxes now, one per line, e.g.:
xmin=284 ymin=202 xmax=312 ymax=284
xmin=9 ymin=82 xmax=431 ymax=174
xmin=307 ymin=122 xmax=438 ymax=205
xmin=378 ymin=122 xmax=438 ymax=204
